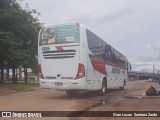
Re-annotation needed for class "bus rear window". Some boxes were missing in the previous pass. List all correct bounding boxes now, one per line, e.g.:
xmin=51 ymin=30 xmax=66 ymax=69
xmin=39 ymin=24 xmax=80 ymax=46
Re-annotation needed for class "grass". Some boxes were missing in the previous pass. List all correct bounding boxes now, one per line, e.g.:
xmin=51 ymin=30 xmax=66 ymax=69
xmin=0 ymin=82 xmax=40 ymax=91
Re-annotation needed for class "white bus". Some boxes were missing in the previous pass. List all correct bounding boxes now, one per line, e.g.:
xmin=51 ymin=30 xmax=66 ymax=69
xmin=38 ymin=23 xmax=131 ymax=95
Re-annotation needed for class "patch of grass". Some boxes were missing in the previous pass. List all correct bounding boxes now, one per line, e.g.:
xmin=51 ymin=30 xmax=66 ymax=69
xmin=1 ymin=82 xmax=40 ymax=91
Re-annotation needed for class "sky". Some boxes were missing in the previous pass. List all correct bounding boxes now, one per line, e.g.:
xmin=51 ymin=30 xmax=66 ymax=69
xmin=23 ymin=0 xmax=160 ymax=72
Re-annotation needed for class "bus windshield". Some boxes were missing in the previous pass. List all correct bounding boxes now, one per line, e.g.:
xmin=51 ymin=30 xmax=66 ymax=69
xmin=39 ymin=24 xmax=80 ymax=46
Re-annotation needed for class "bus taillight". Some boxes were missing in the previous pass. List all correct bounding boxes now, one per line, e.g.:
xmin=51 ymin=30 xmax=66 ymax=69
xmin=75 ymin=63 xmax=85 ymax=80
xmin=38 ymin=64 xmax=45 ymax=79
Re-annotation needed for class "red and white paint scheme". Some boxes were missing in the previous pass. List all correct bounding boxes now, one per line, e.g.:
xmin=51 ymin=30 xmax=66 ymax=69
xmin=38 ymin=23 xmax=131 ymax=95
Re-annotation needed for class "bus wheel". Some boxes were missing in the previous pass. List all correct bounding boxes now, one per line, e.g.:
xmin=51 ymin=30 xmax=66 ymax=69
xmin=99 ymin=80 xmax=106 ymax=95
xmin=65 ymin=90 xmax=78 ymax=96
xmin=120 ymin=79 xmax=126 ymax=90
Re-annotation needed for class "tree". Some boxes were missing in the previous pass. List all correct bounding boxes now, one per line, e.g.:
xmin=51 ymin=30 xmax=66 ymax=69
xmin=0 ymin=0 xmax=40 ymax=83
xmin=0 ymin=32 xmax=21 ymax=83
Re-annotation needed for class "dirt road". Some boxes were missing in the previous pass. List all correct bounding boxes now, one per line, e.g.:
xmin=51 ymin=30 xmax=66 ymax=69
xmin=0 ymin=80 xmax=160 ymax=120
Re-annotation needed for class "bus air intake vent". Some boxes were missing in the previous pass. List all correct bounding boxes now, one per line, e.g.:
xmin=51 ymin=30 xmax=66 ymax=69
xmin=43 ymin=50 xmax=76 ymax=59
xmin=45 ymin=77 xmax=57 ymax=79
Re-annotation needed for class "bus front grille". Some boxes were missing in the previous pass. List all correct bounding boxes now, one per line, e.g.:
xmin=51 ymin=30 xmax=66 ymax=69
xmin=43 ymin=50 xmax=76 ymax=59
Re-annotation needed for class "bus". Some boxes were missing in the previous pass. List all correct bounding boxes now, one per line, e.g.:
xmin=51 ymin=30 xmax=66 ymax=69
xmin=38 ymin=23 xmax=131 ymax=95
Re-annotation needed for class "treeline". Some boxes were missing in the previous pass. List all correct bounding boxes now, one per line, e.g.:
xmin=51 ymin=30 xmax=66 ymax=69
xmin=0 ymin=0 xmax=41 ymax=83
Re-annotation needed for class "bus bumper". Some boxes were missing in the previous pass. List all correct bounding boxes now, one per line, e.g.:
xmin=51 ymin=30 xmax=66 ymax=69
xmin=39 ymin=78 xmax=86 ymax=90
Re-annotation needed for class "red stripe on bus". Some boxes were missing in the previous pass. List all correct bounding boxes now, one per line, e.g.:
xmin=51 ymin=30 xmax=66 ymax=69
xmin=48 ymin=42 xmax=73 ymax=45
xmin=56 ymin=45 xmax=80 ymax=51
xmin=89 ymin=55 xmax=107 ymax=76
xmin=89 ymin=55 xmax=127 ymax=75
xmin=56 ymin=46 xmax=64 ymax=50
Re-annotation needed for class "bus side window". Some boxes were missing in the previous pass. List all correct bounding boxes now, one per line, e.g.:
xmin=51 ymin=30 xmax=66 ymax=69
xmin=104 ymin=45 xmax=113 ymax=62
xmin=111 ymin=48 xmax=117 ymax=63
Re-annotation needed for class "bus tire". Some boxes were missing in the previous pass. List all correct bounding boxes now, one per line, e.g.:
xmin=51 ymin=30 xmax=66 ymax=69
xmin=99 ymin=80 xmax=107 ymax=95
xmin=65 ymin=90 xmax=78 ymax=96
xmin=120 ymin=79 xmax=126 ymax=90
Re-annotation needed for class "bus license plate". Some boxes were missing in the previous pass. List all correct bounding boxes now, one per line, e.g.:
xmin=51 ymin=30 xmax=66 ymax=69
xmin=55 ymin=82 xmax=63 ymax=86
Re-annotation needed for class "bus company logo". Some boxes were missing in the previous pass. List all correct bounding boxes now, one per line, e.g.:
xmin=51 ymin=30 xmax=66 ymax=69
xmin=2 ymin=112 xmax=12 ymax=117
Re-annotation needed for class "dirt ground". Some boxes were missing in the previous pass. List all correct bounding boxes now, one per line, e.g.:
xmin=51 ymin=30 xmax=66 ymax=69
xmin=0 ymin=86 xmax=16 ymax=96
xmin=0 ymin=80 xmax=160 ymax=120
xmin=103 ymin=80 xmax=160 ymax=111
xmin=77 ymin=80 xmax=160 ymax=120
